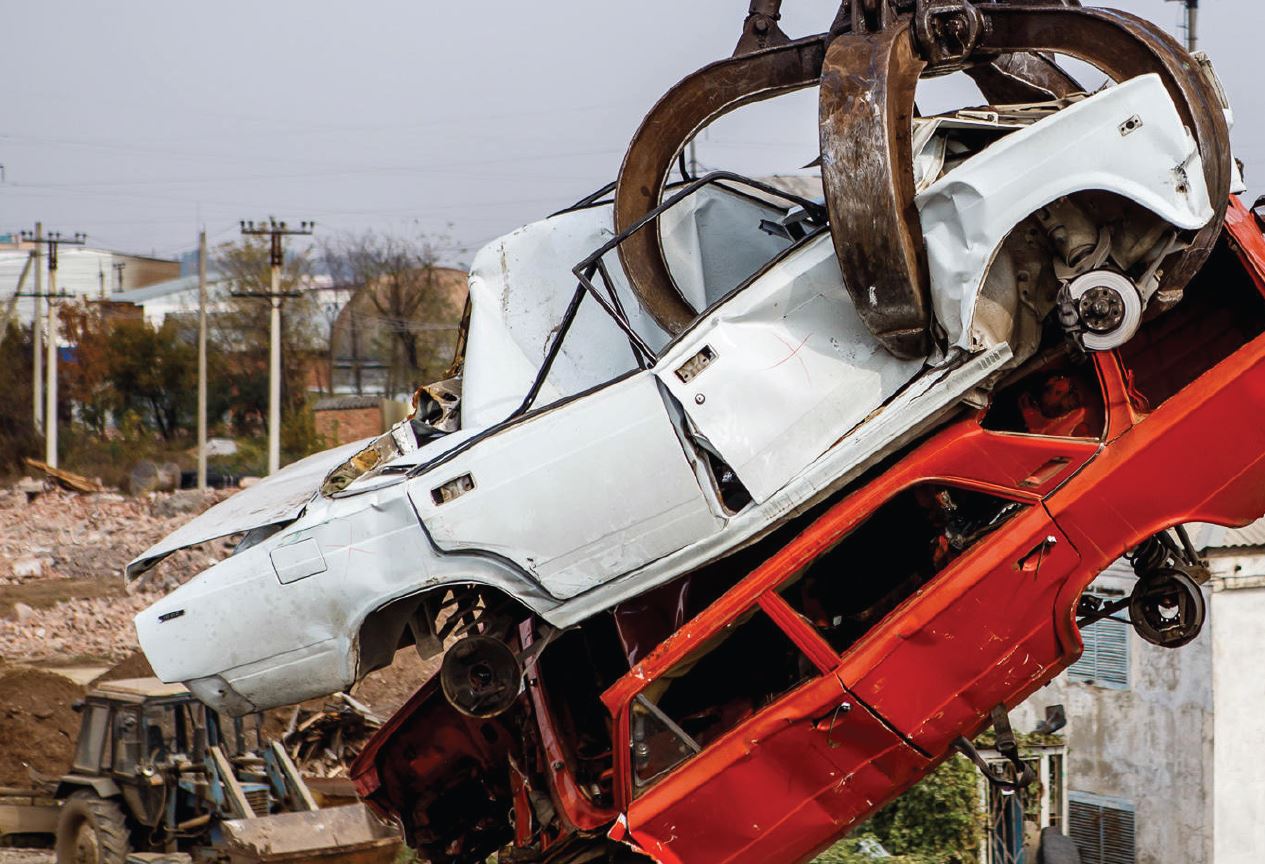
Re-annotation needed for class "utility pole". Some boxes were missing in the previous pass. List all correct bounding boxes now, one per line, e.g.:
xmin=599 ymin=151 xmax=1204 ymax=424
xmin=238 ymin=218 xmax=314 ymax=475
xmin=1167 ymin=0 xmax=1200 ymax=52
xmin=112 ymin=261 xmax=126 ymax=293
xmin=197 ymin=229 xmax=208 ymax=491
xmin=19 ymin=229 xmax=87 ymax=469
xmin=30 ymin=223 xmax=43 ymax=433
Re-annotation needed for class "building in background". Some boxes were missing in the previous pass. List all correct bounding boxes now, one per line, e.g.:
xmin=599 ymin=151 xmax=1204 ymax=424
xmin=0 ymin=234 xmax=178 ymax=327
xmin=1011 ymin=520 xmax=1265 ymax=864
xmin=327 ymin=265 xmax=466 ymax=398
xmin=313 ymin=394 xmax=410 ymax=445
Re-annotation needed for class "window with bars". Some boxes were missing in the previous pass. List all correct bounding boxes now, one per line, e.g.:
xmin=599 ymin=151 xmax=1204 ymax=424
xmin=1069 ymin=601 xmax=1130 ymax=689
xmin=1068 ymin=792 xmax=1136 ymax=864
xmin=979 ymin=746 xmax=1066 ymax=864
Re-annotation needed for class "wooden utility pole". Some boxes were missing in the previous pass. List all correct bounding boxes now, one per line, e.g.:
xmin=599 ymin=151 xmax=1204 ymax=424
xmin=197 ymin=229 xmax=208 ymax=491
xmin=238 ymin=218 xmax=314 ymax=475
xmin=19 ymin=229 xmax=87 ymax=469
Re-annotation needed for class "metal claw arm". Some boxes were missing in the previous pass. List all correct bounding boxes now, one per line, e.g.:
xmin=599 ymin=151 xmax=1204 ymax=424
xmin=819 ymin=19 xmax=932 ymax=358
xmin=612 ymin=0 xmax=1231 ymax=354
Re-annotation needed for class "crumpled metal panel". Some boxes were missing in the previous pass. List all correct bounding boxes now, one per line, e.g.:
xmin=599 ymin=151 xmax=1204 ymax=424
xmin=125 ymin=439 xmax=370 ymax=579
xmin=413 ymin=374 xmax=722 ymax=600
xmin=657 ymin=233 xmax=924 ymax=504
xmin=917 ymin=74 xmax=1214 ymax=351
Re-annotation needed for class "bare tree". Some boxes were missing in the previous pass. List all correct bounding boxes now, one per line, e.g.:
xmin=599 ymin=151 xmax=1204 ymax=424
xmin=320 ymin=231 xmax=464 ymax=398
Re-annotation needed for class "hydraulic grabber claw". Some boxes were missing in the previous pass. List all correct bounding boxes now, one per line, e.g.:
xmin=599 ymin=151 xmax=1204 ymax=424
xmin=612 ymin=0 xmax=1232 ymax=354
xmin=819 ymin=18 xmax=931 ymax=359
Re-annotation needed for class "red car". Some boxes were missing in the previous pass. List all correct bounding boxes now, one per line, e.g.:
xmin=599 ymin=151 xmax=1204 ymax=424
xmin=352 ymin=198 xmax=1265 ymax=864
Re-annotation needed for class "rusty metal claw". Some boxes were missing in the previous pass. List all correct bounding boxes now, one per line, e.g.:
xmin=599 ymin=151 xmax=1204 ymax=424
xmin=735 ymin=0 xmax=792 ymax=56
xmin=819 ymin=19 xmax=932 ymax=359
xmin=613 ymin=0 xmax=1231 ymax=352
xmin=614 ymin=37 xmax=828 ymax=335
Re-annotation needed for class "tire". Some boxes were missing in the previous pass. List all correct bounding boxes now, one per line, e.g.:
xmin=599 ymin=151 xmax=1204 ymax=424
xmin=1038 ymin=827 xmax=1083 ymax=864
xmin=54 ymin=790 xmax=131 ymax=864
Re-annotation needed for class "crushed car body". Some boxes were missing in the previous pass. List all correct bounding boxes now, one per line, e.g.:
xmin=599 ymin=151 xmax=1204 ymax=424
xmin=129 ymin=75 xmax=1228 ymax=715
xmin=130 ymin=0 xmax=1265 ymax=857
xmin=352 ymin=200 xmax=1265 ymax=863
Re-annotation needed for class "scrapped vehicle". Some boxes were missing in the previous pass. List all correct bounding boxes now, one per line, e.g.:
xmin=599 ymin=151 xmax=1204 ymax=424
xmin=351 ymin=199 xmax=1265 ymax=864
xmin=127 ymin=11 xmax=1237 ymax=720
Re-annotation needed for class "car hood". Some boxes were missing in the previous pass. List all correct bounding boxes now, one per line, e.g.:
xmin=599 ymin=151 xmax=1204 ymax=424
xmin=125 ymin=439 xmax=371 ymax=580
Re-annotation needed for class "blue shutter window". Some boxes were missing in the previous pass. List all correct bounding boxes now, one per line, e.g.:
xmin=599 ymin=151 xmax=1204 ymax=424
xmin=1069 ymin=604 xmax=1130 ymax=689
xmin=1068 ymin=791 xmax=1136 ymax=864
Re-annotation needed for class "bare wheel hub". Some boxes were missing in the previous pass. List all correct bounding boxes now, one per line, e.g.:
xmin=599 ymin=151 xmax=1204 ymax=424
xmin=1078 ymin=285 xmax=1128 ymax=334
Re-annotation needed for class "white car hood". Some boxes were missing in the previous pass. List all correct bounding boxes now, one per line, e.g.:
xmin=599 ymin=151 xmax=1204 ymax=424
xmin=125 ymin=439 xmax=370 ymax=579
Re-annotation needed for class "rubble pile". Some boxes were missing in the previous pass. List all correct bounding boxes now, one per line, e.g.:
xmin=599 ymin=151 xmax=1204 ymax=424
xmin=0 ymin=484 xmax=234 ymax=662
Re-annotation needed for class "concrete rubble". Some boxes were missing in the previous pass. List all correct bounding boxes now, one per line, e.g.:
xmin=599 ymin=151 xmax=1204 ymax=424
xmin=0 ymin=483 xmax=234 ymax=663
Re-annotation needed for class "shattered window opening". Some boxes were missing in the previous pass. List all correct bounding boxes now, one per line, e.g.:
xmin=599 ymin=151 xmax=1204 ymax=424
xmin=572 ymin=171 xmax=829 ymax=353
xmin=982 ymin=352 xmax=1107 ymax=439
xmin=629 ymin=605 xmax=818 ymax=795
xmin=631 ymin=694 xmax=701 ymax=790
xmin=779 ymin=484 xmax=1028 ymax=655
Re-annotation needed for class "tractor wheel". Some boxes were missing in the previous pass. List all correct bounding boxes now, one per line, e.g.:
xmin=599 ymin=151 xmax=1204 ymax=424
xmin=54 ymin=790 xmax=131 ymax=864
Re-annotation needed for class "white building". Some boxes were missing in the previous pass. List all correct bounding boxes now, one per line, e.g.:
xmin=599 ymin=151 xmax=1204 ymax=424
xmin=1011 ymin=521 xmax=1265 ymax=864
xmin=0 ymin=235 xmax=178 ymax=326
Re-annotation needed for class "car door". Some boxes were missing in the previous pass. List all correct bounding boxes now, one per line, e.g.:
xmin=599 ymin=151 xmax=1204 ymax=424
xmin=654 ymin=234 xmax=926 ymax=505
xmin=833 ymin=499 xmax=1083 ymax=754
xmin=616 ymin=594 xmax=928 ymax=864
xmin=411 ymin=372 xmax=723 ymax=601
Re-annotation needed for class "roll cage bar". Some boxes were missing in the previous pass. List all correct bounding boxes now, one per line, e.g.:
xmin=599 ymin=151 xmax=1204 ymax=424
xmin=404 ymin=171 xmax=827 ymax=480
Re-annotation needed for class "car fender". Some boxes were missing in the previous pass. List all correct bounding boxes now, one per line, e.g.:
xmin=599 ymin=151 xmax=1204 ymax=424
xmin=918 ymin=74 xmax=1214 ymax=350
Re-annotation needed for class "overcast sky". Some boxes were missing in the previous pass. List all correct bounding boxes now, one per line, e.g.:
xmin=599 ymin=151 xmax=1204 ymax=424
xmin=1 ymin=1 xmax=1260 ymax=266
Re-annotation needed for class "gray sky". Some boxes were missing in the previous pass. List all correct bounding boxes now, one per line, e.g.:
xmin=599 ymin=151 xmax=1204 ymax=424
xmin=1 ymin=1 xmax=1260 ymax=266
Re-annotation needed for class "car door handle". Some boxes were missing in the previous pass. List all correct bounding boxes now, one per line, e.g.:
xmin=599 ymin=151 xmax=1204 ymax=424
xmin=1020 ymin=457 xmax=1071 ymax=488
xmin=813 ymin=701 xmax=853 ymax=748
xmin=1018 ymin=536 xmax=1059 ymax=573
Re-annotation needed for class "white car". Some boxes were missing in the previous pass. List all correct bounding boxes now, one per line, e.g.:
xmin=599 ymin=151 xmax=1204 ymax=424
xmin=130 ymin=75 xmax=1217 ymax=715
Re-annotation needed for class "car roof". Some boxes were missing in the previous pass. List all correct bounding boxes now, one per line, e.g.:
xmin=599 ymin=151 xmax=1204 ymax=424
xmin=90 ymin=677 xmax=190 ymax=701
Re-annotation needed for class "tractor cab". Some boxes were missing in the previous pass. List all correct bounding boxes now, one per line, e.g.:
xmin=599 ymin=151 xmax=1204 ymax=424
xmin=54 ymin=678 xmax=400 ymax=864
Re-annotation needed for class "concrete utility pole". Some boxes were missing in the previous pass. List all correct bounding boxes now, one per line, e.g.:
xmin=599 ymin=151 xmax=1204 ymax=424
xmin=238 ymin=218 xmax=314 ymax=475
xmin=1167 ymin=0 xmax=1199 ymax=52
xmin=197 ymin=229 xmax=208 ymax=491
xmin=30 ymin=223 xmax=43 ymax=433
xmin=113 ymin=261 xmax=126 ymax=294
xmin=19 ymin=229 xmax=87 ymax=469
